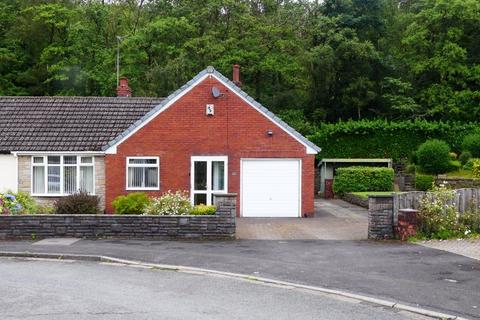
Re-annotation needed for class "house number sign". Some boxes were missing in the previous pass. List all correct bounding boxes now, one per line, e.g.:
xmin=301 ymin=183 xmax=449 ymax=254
xmin=206 ymin=104 xmax=214 ymax=115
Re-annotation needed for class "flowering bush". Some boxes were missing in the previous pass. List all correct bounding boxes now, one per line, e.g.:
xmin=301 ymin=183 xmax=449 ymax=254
xmin=144 ymin=190 xmax=192 ymax=215
xmin=0 ymin=193 xmax=23 ymax=215
xmin=471 ymin=159 xmax=480 ymax=179
xmin=418 ymin=186 xmax=467 ymax=239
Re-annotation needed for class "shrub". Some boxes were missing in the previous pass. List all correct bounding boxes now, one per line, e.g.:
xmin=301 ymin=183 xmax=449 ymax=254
xmin=463 ymin=158 xmax=478 ymax=170
xmin=448 ymin=160 xmax=462 ymax=172
xmin=462 ymin=133 xmax=480 ymax=157
xmin=0 ymin=193 xmax=22 ymax=215
xmin=333 ymin=166 xmax=394 ymax=195
xmin=417 ymin=186 xmax=461 ymax=239
xmin=416 ymin=139 xmax=451 ymax=174
xmin=472 ymin=159 xmax=480 ymax=179
xmin=190 ymin=204 xmax=216 ymax=215
xmin=405 ymin=164 xmax=417 ymax=174
xmin=415 ymin=175 xmax=435 ymax=191
xmin=449 ymin=152 xmax=457 ymax=160
xmin=459 ymin=211 xmax=480 ymax=234
xmin=112 ymin=193 xmax=150 ymax=215
xmin=459 ymin=151 xmax=472 ymax=165
xmin=144 ymin=190 xmax=191 ymax=215
xmin=14 ymin=192 xmax=37 ymax=214
xmin=55 ymin=192 xmax=100 ymax=215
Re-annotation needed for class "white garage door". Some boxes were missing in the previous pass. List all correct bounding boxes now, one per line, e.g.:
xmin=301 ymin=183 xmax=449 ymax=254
xmin=241 ymin=159 xmax=301 ymax=217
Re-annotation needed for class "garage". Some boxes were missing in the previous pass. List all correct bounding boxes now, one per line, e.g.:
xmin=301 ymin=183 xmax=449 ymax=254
xmin=241 ymin=159 xmax=301 ymax=217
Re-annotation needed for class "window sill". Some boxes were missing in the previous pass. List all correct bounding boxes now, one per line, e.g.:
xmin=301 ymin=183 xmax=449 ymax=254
xmin=125 ymin=188 xmax=160 ymax=191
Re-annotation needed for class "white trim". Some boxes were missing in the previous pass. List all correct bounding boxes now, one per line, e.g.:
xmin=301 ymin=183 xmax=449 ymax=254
xmin=125 ymin=156 xmax=160 ymax=191
xmin=240 ymin=158 xmax=302 ymax=218
xmin=190 ymin=156 xmax=228 ymax=205
xmin=30 ymin=155 xmax=96 ymax=197
xmin=13 ymin=151 xmax=104 ymax=156
xmin=105 ymin=73 xmax=211 ymax=154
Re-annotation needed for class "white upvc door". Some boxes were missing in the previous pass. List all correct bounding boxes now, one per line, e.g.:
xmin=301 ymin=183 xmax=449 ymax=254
xmin=190 ymin=156 xmax=228 ymax=205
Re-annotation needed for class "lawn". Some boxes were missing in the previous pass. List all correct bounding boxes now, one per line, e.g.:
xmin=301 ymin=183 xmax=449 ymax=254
xmin=445 ymin=169 xmax=476 ymax=179
xmin=350 ymin=191 xmax=398 ymax=199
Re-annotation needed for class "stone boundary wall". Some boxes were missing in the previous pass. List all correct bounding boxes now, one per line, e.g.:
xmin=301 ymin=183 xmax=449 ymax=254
xmin=342 ymin=193 xmax=368 ymax=208
xmin=0 ymin=194 xmax=236 ymax=240
xmin=368 ymin=196 xmax=394 ymax=240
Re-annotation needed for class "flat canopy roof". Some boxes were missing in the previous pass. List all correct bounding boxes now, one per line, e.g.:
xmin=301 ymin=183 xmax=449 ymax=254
xmin=320 ymin=158 xmax=392 ymax=164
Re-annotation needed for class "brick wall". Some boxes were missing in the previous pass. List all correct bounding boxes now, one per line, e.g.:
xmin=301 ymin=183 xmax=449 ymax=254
xmin=0 ymin=194 xmax=236 ymax=240
xmin=368 ymin=196 xmax=394 ymax=240
xmin=105 ymin=76 xmax=315 ymax=217
xmin=17 ymin=155 xmax=106 ymax=211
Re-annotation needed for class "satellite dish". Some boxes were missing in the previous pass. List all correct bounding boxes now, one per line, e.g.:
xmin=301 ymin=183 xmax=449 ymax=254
xmin=211 ymin=86 xmax=221 ymax=98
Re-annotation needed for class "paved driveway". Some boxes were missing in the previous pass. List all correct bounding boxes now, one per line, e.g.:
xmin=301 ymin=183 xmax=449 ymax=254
xmin=236 ymin=198 xmax=368 ymax=240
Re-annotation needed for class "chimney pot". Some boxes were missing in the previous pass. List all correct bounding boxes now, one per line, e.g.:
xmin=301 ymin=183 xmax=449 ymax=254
xmin=233 ymin=64 xmax=242 ymax=87
xmin=116 ymin=76 xmax=132 ymax=97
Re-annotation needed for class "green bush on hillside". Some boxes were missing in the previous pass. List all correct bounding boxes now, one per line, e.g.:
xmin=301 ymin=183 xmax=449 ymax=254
xmin=416 ymin=140 xmax=451 ymax=174
xmin=462 ymin=133 xmax=480 ymax=157
xmin=459 ymin=151 xmax=472 ymax=165
xmin=333 ymin=166 xmax=394 ymax=195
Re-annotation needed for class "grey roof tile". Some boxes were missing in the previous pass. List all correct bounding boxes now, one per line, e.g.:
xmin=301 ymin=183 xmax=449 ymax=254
xmin=0 ymin=96 xmax=164 ymax=152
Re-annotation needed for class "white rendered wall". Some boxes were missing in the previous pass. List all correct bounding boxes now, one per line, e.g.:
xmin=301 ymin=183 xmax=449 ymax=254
xmin=0 ymin=154 xmax=18 ymax=192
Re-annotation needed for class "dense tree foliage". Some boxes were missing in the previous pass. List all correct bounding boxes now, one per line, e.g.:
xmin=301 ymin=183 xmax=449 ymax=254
xmin=1 ymin=0 xmax=479 ymax=123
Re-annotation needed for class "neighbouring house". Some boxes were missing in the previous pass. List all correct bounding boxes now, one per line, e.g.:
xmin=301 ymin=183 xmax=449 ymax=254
xmin=318 ymin=158 xmax=393 ymax=198
xmin=0 ymin=66 xmax=320 ymax=217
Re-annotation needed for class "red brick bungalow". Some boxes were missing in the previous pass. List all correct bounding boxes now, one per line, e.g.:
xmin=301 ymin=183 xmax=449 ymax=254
xmin=0 ymin=66 xmax=320 ymax=217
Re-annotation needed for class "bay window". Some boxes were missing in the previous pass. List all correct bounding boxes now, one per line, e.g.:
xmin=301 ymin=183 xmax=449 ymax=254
xmin=126 ymin=157 xmax=159 ymax=190
xmin=32 ymin=156 xmax=95 ymax=195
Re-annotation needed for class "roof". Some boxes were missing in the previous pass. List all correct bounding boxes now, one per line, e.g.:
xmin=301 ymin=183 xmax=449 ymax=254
xmin=0 ymin=96 xmax=164 ymax=152
xmin=104 ymin=66 xmax=321 ymax=154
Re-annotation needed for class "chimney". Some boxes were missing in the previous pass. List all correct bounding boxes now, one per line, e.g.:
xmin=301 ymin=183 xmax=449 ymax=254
xmin=232 ymin=64 xmax=242 ymax=87
xmin=116 ymin=77 xmax=132 ymax=97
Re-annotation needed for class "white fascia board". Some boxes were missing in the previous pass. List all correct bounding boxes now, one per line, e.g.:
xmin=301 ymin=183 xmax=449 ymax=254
xmin=12 ymin=151 xmax=104 ymax=156
xmin=104 ymin=72 xmax=211 ymax=154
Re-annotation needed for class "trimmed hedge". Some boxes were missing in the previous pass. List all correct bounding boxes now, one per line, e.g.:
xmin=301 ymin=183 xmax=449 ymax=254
xmin=333 ymin=166 xmax=394 ymax=195
xmin=307 ymin=120 xmax=478 ymax=161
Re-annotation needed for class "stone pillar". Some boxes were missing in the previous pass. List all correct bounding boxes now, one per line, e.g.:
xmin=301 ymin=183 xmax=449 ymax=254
xmin=213 ymin=193 xmax=237 ymax=217
xmin=368 ymin=196 xmax=394 ymax=240
xmin=396 ymin=209 xmax=418 ymax=241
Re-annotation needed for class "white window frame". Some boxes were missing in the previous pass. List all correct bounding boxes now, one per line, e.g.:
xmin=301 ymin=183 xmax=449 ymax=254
xmin=126 ymin=156 xmax=160 ymax=191
xmin=31 ymin=155 xmax=95 ymax=196
xmin=190 ymin=156 xmax=228 ymax=205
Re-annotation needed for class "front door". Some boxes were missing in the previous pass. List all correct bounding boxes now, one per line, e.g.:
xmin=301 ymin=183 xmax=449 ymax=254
xmin=191 ymin=156 xmax=228 ymax=205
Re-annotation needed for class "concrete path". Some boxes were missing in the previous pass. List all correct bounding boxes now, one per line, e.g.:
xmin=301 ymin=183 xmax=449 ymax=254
xmin=0 ymin=258 xmax=431 ymax=320
xmin=419 ymin=238 xmax=480 ymax=261
xmin=236 ymin=199 xmax=368 ymax=240
xmin=1 ymin=239 xmax=478 ymax=319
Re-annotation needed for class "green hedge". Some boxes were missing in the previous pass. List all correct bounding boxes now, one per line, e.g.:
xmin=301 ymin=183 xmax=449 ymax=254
xmin=333 ymin=166 xmax=394 ymax=195
xmin=415 ymin=175 xmax=435 ymax=191
xmin=307 ymin=120 xmax=478 ymax=161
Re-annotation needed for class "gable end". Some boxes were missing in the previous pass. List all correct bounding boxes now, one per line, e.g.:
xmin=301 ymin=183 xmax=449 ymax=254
xmin=103 ymin=66 xmax=320 ymax=154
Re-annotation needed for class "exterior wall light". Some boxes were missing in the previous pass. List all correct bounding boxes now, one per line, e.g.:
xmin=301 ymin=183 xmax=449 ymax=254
xmin=267 ymin=130 xmax=273 ymax=136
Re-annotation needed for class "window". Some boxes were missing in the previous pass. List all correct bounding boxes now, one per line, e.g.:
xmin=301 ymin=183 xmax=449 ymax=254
xmin=126 ymin=157 xmax=159 ymax=190
xmin=191 ymin=156 xmax=228 ymax=205
xmin=32 ymin=156 xmax=95 ymax=195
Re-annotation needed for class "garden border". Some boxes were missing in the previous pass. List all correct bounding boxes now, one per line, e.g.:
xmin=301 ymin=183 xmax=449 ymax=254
xmin=0 ymin=194 xmax=236 ymax=240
